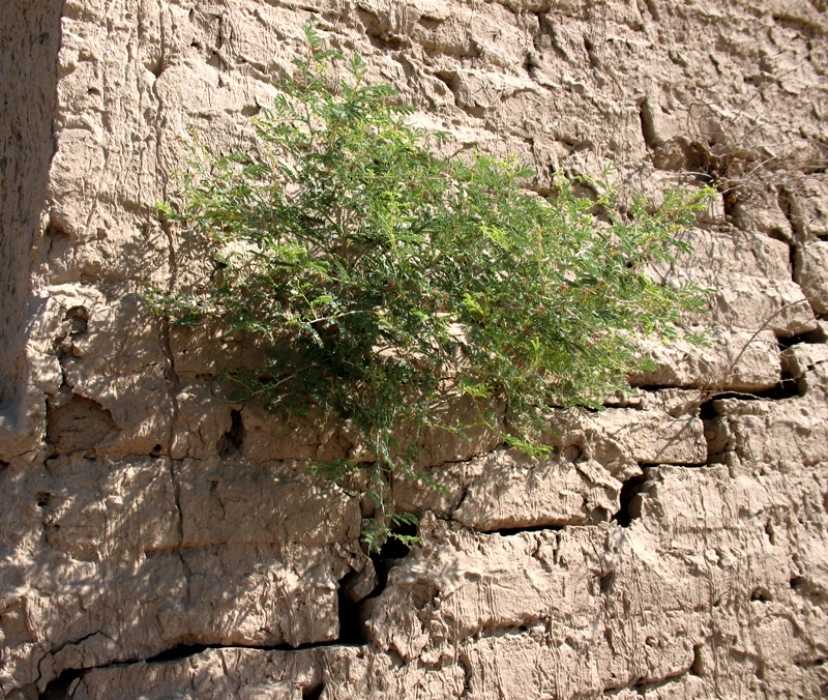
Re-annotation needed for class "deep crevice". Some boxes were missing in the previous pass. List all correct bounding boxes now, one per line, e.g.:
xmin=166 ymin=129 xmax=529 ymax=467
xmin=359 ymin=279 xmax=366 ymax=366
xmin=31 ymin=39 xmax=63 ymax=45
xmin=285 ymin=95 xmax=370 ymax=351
xmin=217 ymin=409 xmax=244 ymax=456
xmin=143 ymin=638 xmax=367 ymax=667
xmin=613 ymin=474 xmax=647 ymax=527
xmin=637 ymin=462 xmax=704 ymax=469
xmin=39 ymin=668 xmax=84 ymax=700
xmin=337 ymin=578 xmax=367 ymax=644
xmin=377 ymin=521 xmax=418 ymax=560
xmin=789 ymin=240 xmax=799 ymax=283
xmin=699 ymin=398 xmax=718 ymax=421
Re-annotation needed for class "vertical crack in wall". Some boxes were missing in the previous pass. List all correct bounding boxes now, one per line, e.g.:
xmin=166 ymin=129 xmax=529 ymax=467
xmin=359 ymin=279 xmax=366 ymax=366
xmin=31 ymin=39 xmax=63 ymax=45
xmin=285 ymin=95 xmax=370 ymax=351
xmin=159 ymin=317 xmax=188 ymax=595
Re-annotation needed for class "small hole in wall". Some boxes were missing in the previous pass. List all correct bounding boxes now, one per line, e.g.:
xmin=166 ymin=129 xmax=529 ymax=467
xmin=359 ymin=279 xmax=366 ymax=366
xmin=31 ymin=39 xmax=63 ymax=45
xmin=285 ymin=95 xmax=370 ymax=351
xmin=790 ymin=576 xmax=805 ymax=590
xmin=699 ymin=398 xmax=718 ymax=421
xmin=150 ymin=443 xmax=163 ymax=458
xmin=36 ymin=492 xmax=52 ymax=508
xmin=562 ymin=444 xmax=582 ymax=461
xmin=45 ymin=218 xmax=70 ymax=240
xmin=690 ymin=644 xmax=706 ymax=676
xmin=599 ymin=571 xmax=615 ymax=594
xmin=590 ymin=507 xmax=611 ymax=523
xmin=764 ymin=520 xmax=777 ymax=545
xmin=766 ymin=227 xmax=791 ymax=244
xmin=150 ymin=60 xmax=163 ymax=78
xmin=750 ymin=587 xmax=773 ymax=602
xmin=64 ymin=306 xmax=89 ymax=336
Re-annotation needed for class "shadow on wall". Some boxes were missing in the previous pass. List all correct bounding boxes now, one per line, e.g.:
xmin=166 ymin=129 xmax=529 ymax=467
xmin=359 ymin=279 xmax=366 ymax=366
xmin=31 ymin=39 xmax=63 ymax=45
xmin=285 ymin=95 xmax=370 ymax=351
xmin=0 ymin=452 xmax=364 ymax=698
xmin=0 ymin=0 xmax=63 ymax=418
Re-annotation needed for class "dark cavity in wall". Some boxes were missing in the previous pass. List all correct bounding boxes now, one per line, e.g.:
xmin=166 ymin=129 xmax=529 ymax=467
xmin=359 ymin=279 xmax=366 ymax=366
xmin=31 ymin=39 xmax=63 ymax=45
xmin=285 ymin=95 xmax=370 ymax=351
xmin=613 ymin=473 xmax=647 ymax=527
xmin=39 ymin=668 xmax=84 ymax=700
xmin=217 ymin=409 xmax=245 ymax=456
xmin=337 ymin=582 xmax=366 ymax=644
xmin=361 ymin=518 xmax=420 ymax=604
xmin=303 ymin=684 xmax=325 ymax=700
xmin=335 ymin=525 xmax=423 ymax=644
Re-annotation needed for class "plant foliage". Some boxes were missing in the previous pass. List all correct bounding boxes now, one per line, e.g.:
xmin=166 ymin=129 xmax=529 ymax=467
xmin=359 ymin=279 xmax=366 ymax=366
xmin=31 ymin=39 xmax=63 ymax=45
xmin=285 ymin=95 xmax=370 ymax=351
xmin=151 ymin=26 xmax=712 ymax=551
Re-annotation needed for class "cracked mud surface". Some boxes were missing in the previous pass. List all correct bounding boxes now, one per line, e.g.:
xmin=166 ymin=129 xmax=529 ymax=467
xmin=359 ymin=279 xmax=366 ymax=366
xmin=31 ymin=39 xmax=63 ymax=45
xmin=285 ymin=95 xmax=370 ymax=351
xmin=2 ymin=0 xmax=828 ymax=698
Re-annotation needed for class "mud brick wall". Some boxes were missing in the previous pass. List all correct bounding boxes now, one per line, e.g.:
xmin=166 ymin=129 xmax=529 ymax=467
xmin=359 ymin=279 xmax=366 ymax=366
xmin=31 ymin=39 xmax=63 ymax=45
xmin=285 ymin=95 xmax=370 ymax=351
xmin=1 ymin=1 xmax=827 ymax=698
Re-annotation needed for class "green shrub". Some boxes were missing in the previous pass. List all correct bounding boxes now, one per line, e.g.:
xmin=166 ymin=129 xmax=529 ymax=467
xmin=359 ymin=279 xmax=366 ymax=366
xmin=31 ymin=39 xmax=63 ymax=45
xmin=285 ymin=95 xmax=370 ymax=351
xmin=151 ymin=26 xmax=712 ymax=552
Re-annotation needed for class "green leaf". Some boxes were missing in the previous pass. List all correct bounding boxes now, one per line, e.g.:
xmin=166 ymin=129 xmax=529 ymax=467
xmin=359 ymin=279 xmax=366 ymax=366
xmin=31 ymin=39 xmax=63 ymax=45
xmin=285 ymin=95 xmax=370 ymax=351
xmin=152 ymin=27 xmax=713 ymax=553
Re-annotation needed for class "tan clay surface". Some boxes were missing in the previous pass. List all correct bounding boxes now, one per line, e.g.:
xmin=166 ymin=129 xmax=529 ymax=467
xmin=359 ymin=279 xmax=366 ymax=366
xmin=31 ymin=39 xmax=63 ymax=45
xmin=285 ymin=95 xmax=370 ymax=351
xmin=1 ymin=0 xmax=827 ymax=698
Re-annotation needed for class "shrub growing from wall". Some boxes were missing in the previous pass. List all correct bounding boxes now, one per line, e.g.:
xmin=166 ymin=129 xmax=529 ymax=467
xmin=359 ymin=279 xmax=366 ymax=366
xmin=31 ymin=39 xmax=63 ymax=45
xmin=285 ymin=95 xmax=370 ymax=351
xmin=151 ymin=26 xmax=712 ymax=551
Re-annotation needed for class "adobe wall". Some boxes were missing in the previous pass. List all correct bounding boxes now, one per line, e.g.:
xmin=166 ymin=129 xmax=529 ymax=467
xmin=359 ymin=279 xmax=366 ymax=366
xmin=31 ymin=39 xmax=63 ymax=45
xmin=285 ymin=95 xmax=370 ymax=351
xmin=1 ymin=1 xmax=827 ymax=698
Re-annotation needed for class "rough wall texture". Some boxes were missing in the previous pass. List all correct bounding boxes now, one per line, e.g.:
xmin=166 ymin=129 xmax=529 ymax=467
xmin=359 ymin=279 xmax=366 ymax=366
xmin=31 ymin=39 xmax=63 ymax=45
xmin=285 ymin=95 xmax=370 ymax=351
xmin=1 ymin=0 xmax=828 ymax=698
xmin=0 ymin=0 xmax=63 ymax=456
